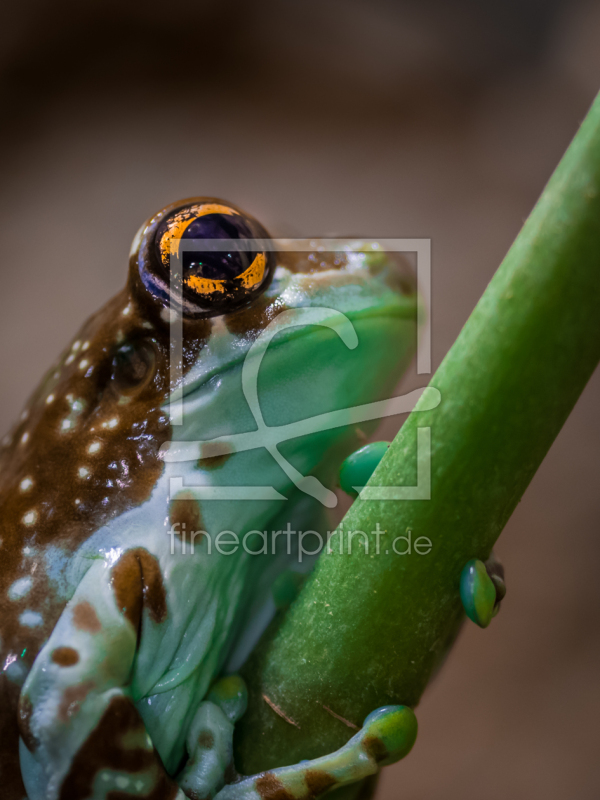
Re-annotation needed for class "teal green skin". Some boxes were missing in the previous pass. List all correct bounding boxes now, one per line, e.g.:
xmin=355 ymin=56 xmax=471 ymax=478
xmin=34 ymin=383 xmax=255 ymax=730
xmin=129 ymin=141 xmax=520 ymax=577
xmin=339 ymin=450 xmax=506 ymax=629
xmin=338 ymin=441 xmax=390 ymax=497
xmin=460 ymin=560 xmax=497 ymax=628
xmin=16 ymin=205 xmax=422 ymax=800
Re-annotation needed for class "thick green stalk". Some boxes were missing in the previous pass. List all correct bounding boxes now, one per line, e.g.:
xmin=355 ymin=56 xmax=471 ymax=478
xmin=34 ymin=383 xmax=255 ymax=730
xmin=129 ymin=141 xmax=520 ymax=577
xmin=235 ymin=94 xmax=600 ymax=773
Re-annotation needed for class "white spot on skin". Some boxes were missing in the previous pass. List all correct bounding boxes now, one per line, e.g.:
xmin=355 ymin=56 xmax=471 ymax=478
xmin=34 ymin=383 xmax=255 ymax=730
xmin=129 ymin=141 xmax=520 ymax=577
xmin=135 ymin=781 xmax=144 ymax=792
xmin=23 ymin=546 xmax=33 ymax=556
xmin=20 ymin=432 xmax=29 ymax=445
xmin=20 ymin=477 xmax=33 ymax=492
xmin=274 ymin=266 xmax=289 ymax=280
xmin=19 ymin=610 xmax=43 ymax=628
xmin=61 ymin=419 xmax=75 ymax=432
xmin=4 ymin=657 xmax=27 ymax=686
xmin=79 ymin=359 xmax=89 ymax=371
xmin=161 ymin=307 xmax=179 ymax=324
xmin=8 ymin=577 xmax=33 ymax=601
xmin=88 ymin=441 xmax=102 ymax=455
xmin=81 ymin=341 xmax=90 ymax=352
xmin=65 ymin=353 xmax=76 ymax=365
xmin=142 ymin=321 xmax=153 ymax=330
xmin=67 ymin=396 xmax=85 ymax=413
xmin=20 ymin=409 xmax=29 ymax=422
xmin=46 ymin=394 xmax=55 ymax=405
xmin=78 ymin=467 xmax=90 ymax=479
xmin=122 ymin=304 xmax=131 ymax=317
xmin=74 ymin=499 xmax=81 ymax=506
xmin=116 ymin=777 xmax=130 ymax=789
xmin=72 ymin=340 xmax=81 ymax=353
xmin=23 ymin=510 xmax=37 ymax=526
xmin=102 ymin=418 xmax=119 ymax=430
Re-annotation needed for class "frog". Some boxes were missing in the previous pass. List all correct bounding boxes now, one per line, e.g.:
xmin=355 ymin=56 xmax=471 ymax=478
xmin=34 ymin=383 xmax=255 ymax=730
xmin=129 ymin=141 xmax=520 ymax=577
xmin=0 ymin=198 xmax=505 ymax=800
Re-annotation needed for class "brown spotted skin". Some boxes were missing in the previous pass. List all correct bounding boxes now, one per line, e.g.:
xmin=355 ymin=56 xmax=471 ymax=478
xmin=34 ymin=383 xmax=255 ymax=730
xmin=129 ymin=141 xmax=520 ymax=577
xmin=304 ymin=770 xmax=336 ymax=797
xmin=0 ymin=275 xmax=208 ymax=793
xmin=58 ymin=695 xmax=180 ymax=800
xmin=51 ymin=646 xmax=80 ymax=667
xmin=110 ymin=547 xmax=168 ymax=630
xmin=255 ymin=773 xmax=295 ymax=800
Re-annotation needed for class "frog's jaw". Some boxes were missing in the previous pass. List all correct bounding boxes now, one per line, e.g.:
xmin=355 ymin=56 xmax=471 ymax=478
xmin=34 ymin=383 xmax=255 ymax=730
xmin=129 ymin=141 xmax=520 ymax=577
xmin=179 ymin=248 xmax=419 ymax=403
xmin=168 ymin=297 xmax=417 ymax=542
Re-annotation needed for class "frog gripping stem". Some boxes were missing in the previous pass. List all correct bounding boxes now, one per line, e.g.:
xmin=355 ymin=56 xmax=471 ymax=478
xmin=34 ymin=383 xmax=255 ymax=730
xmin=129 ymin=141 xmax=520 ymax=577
xmin=214 ymin=706 xmax=417 ymax=800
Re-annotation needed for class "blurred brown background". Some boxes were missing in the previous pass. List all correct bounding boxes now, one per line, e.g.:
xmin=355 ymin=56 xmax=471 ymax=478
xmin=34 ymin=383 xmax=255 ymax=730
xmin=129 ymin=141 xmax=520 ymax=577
xmin=1 ymin=1 xmax=599 ymax=797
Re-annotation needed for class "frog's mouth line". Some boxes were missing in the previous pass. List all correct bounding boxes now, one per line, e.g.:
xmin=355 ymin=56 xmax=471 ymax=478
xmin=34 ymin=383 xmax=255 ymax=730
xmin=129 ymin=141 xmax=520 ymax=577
xmin=178 ymin=300 xmax=418 ymax=402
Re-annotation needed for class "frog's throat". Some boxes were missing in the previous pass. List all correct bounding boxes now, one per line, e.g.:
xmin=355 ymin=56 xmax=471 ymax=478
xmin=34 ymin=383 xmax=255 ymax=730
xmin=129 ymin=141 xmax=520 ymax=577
xmin=178 ymin=301 xmax=416 ymax=404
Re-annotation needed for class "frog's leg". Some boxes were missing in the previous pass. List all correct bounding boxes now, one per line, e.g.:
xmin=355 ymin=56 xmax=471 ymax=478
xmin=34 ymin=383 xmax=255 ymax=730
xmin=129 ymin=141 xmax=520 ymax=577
xmin=177 ymin=675 xmax=247 ymax=799
xmin=214 ymin=704 xmax=418 ymax=800
xmin=17 ymin=555 xmax=185 ymax=800
xmin=339 ymin=444 xmax=507 ymax=628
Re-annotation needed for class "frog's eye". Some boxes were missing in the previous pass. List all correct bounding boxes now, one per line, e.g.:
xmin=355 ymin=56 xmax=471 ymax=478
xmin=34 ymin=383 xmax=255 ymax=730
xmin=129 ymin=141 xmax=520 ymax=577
xmin=138 ymin=201 xmax=275 ymax=318
xmin=112 ymin=340 xmax=157 ymax=394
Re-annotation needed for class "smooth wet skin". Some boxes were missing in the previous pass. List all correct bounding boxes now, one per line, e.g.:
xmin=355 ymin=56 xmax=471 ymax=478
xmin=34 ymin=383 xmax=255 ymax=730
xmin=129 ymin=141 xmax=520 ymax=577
xmin=0 ymin=198 xmax=503 ymax=800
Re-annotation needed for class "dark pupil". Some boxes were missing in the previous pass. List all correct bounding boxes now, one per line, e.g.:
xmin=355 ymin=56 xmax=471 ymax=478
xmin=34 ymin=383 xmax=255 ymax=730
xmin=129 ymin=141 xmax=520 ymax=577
xmin=180 ymin=213 xmax=258 ymax=282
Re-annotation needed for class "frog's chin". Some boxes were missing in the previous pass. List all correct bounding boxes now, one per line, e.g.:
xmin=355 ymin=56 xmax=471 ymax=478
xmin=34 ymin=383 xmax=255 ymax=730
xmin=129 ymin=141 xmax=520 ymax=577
xmin=167 ymin=298 xmax=417 ymax=469
xmin=179 ymin=288 xmax=418 ymax=406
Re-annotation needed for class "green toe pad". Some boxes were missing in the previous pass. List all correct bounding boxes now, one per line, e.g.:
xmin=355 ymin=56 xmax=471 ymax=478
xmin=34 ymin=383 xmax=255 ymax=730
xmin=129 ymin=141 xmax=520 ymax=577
xmin=360 ymin=705 xmax=418 ymax=767
xmin=460 ymin=559 xmax=497 ymax=628
xmin=339 ymin=442 xmax=390 ymax=497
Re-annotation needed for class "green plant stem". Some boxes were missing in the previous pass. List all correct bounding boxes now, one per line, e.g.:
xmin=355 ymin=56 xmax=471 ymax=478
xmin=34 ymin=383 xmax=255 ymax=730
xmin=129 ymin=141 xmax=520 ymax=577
xmin=235 ymin=93 xmax=600 ymax=774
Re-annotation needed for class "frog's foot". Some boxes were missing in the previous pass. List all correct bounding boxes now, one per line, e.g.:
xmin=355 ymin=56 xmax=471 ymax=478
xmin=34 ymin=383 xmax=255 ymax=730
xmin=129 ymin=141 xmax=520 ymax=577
xmin=177 ymin=676 xmax=248 ymax=800
xmin=17 ymin=556 xmax=184 ymax=800
xmin=339 ymin=441 xmax=390 ymax=497
xmin=214 ymin=705 xmax=417 ymax=800
xmin=460 ymin=552 xmax=506 ymax=628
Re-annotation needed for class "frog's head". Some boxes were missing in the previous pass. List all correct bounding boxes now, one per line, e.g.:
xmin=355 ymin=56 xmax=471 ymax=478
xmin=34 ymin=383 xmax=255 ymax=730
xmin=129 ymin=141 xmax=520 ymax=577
xmin=0 ymin=198 xmax=418 ymax=654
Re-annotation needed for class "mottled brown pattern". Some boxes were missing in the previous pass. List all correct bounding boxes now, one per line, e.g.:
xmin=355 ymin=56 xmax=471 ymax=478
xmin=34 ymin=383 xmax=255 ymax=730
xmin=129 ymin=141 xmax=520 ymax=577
xmin=225 ymin=295 xmax=290 ymax=342
xmin=51 ymin=646 xmax=80 ymax=666
xmin=0 ymin=218 xmax=209 ymax=788
xmin=362 ymin=735 xmax=388 ymax=764
xmin=59 ymin=695 xmax=179 ymax=800
xmin=198 ymin=441 xmax=234 ymax=470
xmin=169 ymin=491 xmax=204 ymax=539
xmin=72 ymin=600 xmax=102 ymax=633
xmin=58 ymin=679 xmax=96 ymax=723
xmin=111 ymin=547 xmax=167 ymax=629
xmin=197 ymin=730 xmax=215 ymax=749
xmin=255 ymin=772 xmax=295 ymax=800
xmin=304 ymin=769 xmax=336 ymax=797
xmin=0 ymin=677 xmax=25 ymax=795
xmin=17 ymin=693 xmax=37 ymax=752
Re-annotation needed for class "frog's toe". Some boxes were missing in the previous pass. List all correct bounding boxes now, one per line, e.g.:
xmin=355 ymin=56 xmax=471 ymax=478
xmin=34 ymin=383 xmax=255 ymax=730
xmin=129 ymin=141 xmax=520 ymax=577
xmin=339 ymin=441 xmax=390 ymax=497
xmin=213 ymin=704 xmax=417 ymax=800
xmin=460 ymin=553 xmax=506 ymax=628
xmin=178 ymin=676 xmax=248 ymax=799
xmin=359 ymin=705 xmax=418 ymax=767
